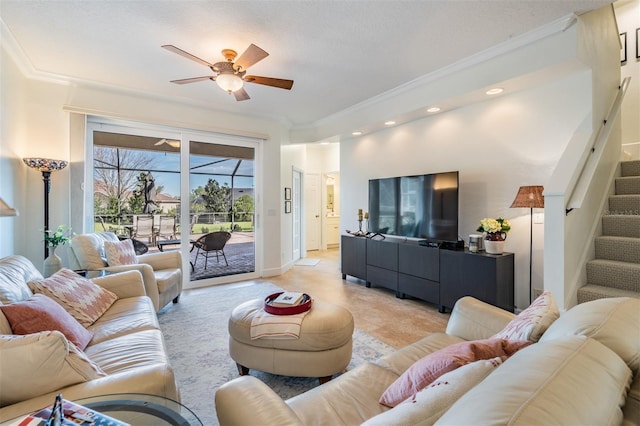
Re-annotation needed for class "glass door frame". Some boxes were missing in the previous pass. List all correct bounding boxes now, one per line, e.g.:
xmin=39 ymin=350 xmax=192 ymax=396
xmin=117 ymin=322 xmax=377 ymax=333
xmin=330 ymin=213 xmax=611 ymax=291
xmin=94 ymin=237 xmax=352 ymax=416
xmin=182 ymin=131 xmax=262 ymax=288
xmin=85 ymin=117 xmax=262 ymax=288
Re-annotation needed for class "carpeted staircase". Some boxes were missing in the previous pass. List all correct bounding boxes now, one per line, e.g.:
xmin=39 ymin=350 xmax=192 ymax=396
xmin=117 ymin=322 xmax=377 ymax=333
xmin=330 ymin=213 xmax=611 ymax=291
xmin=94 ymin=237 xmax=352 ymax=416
xmin=578 ymin=160 xmax=640 ymax=303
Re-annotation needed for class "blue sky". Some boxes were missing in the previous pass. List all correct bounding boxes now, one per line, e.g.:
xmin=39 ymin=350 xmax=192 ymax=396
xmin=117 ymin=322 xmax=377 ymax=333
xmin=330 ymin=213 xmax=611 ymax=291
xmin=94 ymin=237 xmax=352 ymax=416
xmin=143 ymin=151 xmax=253 ymax=198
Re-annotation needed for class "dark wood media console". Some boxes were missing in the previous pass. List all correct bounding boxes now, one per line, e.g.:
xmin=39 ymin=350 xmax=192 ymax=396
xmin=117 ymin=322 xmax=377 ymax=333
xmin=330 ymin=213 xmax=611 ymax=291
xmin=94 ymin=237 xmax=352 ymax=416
xmin=341 ymin=235 xmax=514 ymax=313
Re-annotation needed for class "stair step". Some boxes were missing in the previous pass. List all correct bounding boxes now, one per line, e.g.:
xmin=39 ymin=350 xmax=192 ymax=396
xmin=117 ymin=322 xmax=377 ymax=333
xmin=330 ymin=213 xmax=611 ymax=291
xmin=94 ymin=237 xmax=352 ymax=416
xmin=602 ymin=215 xmax=640 ymax=238
xmin=615 ymin=176 xmax=640 ymax=195
xmin=577 ymin=284 xmax=640 ymax=304
xmin=586 ymin=259 xmax=640 ymax=292
xmin=595 ymin=236 xmax=640 ymax=264
xmin=607 ymin=195 xmax=640 ymax=216
xmin=621 ymin=160 xmax=640 ymax=177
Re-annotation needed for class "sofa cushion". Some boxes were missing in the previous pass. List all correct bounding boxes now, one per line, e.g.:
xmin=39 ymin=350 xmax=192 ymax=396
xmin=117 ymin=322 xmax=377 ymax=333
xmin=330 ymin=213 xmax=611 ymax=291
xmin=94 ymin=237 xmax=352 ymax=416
xmin=70 ymin=232 xmax=119 ymax=270
xmin=492 ymin=290 xmax=559 ymax=342
xmin=28 ymin=268 xmax=118 ymax=327
xmin=0 ymin=255 xmax=41 ymax=304
xmin=434 ymin=336 xmax=632 ymax=426
xmin=84 ymin=329 xmax=171 ymax=375
xmin=364 ymin=357 xmax=505 ymax=426
xmin=540 ymin=297 xmax=640 ymax=373
xmin=379 ymin=338 xmax=531 ymax=407
xmin=287 ymin=362 xmax=399 ymax=425
xmin=0 ymin=331 xmax=106 ymax=407
xmin=104 ymin=239 xmax=138 ymax=266
xmin=0 ymin=294 xmax=93 ymax=350
xmin=87 ymin=297 xmax=159 ymax=345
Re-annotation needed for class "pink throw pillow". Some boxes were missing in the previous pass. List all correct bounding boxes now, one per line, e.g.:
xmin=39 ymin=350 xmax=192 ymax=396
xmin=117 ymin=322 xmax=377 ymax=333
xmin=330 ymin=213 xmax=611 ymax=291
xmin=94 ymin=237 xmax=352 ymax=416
xmin=28 ymin=268 xmax=118 ymax=327
xmin=104 ymin=239 xmax=137 ymax=266
xmin=379 ymin=338 xmax=531 ymax=407
xmin=0 ymin=294 xmax=93 ymax=350
xmin=492 ymin=290 xmax=559 ymax=342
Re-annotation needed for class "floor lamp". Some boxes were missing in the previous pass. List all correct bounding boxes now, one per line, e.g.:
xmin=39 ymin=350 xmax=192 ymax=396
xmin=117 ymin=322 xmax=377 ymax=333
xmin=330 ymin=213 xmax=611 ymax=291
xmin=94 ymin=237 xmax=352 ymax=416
xmin=510 ymin=185 xmax=545 ymax=304
xmin=23 ymin=158 xmax=68 ymax=259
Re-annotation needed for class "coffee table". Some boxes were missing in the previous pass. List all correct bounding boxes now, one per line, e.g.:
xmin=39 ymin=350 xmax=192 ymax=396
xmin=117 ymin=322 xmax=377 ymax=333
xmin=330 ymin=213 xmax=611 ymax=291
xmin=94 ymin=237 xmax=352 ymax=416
xmin=73 ymin=393 xmax=201 ymax=425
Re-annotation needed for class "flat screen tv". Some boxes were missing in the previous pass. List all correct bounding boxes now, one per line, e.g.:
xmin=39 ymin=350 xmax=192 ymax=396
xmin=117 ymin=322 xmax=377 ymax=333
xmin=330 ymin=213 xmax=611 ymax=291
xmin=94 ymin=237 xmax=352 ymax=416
xmin=368 ymin=171 xmax=459 ymax=242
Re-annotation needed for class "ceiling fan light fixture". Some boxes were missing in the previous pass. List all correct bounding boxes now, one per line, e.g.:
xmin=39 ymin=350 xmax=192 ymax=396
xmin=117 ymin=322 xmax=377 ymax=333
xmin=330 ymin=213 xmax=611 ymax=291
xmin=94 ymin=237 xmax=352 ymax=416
xmin=216 ymin=73 xmax=244 ymax=93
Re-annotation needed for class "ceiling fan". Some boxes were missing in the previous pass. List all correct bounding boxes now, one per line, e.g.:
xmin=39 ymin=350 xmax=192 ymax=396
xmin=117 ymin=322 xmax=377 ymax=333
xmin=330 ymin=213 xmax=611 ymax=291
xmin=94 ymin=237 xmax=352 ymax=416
xmin=155 ymin=138 xmax=180 ymax=148
xmin=161 ymin=43 xmax=294 ymax=101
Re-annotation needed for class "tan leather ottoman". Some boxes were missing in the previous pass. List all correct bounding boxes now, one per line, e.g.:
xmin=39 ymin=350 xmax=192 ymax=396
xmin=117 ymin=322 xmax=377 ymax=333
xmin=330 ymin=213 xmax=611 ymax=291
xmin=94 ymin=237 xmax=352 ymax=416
xmin=228 ymin=298 xmax=354 ymax=384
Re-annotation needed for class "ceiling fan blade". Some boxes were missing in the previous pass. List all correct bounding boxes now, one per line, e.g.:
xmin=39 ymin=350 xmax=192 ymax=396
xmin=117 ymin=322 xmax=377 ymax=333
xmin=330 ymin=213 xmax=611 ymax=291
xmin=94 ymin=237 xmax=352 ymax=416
xmin=234 ymin=44 xmax=269 ymax=71
xmin=170 ymin=76 xmax=214 ymax=85
xmin=162 ymin=45 xmax=215 ymax=68
xmin=234 ymin=88 xmax=251 ymax=102
xmin=244 ymin=75 xmax=294 ymax=90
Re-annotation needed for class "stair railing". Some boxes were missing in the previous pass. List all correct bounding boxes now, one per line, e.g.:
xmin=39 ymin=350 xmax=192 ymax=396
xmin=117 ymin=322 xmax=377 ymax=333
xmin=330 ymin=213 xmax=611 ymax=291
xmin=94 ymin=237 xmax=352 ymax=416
xmin=566 ymin=77 xmax=630 ymax=213
xmin=544 ymin=76 xmax=630 ymax=311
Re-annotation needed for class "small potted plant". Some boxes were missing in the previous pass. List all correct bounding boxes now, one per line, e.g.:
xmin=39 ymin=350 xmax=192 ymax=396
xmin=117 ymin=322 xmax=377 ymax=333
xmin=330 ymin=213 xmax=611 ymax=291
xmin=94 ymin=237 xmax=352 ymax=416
xmin=43 ymin=224 xmax=73 ymax=277
xmin=477 ymin=218 xmax=511 ymax=254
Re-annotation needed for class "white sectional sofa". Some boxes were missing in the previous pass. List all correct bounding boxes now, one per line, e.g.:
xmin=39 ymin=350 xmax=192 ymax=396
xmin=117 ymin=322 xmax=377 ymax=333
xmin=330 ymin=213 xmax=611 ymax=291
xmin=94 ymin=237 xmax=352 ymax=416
xmin=215 ymin=295 xmax=640 ymax=425
xmin=0 ymin=255 xmax=179 ymax=422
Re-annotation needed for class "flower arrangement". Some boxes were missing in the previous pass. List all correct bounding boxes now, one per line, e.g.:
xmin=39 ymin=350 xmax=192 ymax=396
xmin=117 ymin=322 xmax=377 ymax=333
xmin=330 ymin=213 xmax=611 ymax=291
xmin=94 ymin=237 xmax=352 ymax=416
xmin=477 ymin=217 xmax=511 ymax=241
xmin=43 ymin=225 xmax=73 ymax=247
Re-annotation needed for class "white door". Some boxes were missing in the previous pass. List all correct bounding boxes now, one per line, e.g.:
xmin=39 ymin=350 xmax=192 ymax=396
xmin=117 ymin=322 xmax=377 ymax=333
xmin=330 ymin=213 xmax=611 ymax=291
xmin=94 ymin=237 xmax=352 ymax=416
xmin=305 ymin=173 xmax=321 ymax=251
xmin=292 ymin=169 xmax=302 ymax=261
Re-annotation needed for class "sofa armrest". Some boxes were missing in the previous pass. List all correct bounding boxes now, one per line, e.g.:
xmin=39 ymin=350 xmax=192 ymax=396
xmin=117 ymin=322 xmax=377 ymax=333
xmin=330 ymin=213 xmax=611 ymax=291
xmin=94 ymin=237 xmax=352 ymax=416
xmin=446 ymin=296 xmax=516 ymax=341
xmin=102 ymin=264 xmax=160 ymax=310
xmin=0 ymin=364 xmax=179 ymax=422
xmin=215 ymin=376 xmax=303 ymax=426
xmin=91 ymin=270 xmax=145 ymax=299
xmin=137 ymin=250 xmax=181 ymax=271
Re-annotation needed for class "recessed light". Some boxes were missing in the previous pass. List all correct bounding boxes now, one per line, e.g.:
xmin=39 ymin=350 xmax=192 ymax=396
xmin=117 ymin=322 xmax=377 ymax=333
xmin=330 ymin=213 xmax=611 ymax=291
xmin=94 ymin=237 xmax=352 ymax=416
xmin=352 ymin=131 xmax=362 ymax=136
xmin=486 ymin=88 xmax=503 ymax=95
xmin=384 ymin=121 xmax=396 ymax=126
xmin=427 ymin=107 xmax=441 ymax=113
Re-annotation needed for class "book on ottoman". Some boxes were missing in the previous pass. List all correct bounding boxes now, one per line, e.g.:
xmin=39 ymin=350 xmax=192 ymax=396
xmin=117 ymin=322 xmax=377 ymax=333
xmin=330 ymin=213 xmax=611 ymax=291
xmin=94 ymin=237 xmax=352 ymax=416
xmin=271 ymin=291 xmax=305 ymax=307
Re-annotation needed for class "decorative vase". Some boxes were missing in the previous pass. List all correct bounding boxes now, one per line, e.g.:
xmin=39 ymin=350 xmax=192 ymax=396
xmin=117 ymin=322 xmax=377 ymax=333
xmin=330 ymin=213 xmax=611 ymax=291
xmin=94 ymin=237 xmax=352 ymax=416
xmin=43 ymin=246 xmax=62 ymax=277
xmin=484 ymin=232 xmax=506 ymax=254
xmin=484 ymin=240 xmax=505 ymax=255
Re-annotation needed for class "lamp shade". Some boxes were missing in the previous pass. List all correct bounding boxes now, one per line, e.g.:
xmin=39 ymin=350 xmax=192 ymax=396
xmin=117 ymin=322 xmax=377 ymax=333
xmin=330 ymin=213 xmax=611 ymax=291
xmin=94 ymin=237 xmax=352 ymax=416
xmin=510 ymin=185 xmax=544 ymax=208
xmin=216 ymin=73 xmax=244 ymax=93
xmin=23 ymin=158 xmax=68 ymax=172
xmin=0 ymin=197 xmax=18 ymax=217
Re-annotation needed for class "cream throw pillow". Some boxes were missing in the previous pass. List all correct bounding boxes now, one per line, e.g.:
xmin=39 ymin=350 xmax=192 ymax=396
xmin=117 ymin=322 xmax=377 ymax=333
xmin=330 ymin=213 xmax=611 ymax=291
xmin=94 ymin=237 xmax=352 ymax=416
xmin=0 ymin=331 xmax=106 ymax=406
xmin=28 ymin=268 xmax=118 ymax=327
xmin=104 ymin=239 xmax=138 ymax=266
xmin=364 ymin=357 xmax=505 ymax=426
xmin=492 ymin=290 xmax=559 ymax=342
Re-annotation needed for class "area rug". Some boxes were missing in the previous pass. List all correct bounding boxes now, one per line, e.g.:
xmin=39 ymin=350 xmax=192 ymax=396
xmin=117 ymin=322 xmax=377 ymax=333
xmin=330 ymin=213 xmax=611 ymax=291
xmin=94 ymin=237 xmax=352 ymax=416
xmin=295 ymin=258 xmax=321 ymax=266
xmin=157 ymin=281 xmax=394 ymax=425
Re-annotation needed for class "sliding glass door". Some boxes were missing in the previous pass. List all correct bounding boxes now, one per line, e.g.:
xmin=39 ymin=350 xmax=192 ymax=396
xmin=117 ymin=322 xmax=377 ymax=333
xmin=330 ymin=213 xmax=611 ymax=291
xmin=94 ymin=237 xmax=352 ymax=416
xmin=88 ymin=119 xmax=259 ymax=287
xmin=188 ymin=139 xmax=255 ymax=282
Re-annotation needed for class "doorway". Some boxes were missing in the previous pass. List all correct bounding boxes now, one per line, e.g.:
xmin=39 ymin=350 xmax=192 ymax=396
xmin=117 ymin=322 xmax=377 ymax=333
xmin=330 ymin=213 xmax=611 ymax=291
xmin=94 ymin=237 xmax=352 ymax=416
xmin=292 ymin=168 xmax=302 ymax=261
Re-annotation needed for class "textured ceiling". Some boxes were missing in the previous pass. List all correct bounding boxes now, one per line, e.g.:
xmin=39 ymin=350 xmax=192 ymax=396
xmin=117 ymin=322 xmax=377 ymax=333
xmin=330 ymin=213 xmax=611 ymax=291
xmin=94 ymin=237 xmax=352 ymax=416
xmin=0 ymin=0 xmax=612 ymax=128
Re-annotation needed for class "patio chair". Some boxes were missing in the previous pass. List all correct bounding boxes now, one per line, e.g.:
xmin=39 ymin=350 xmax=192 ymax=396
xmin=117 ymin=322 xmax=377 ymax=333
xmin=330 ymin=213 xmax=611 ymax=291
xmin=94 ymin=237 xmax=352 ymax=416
xmin=193 ymin=231 xmax=231 ymax=269
xmin=132 ymin=214 xmax=156 ymax=246
xmin=157 ymin=215 xmax=177 ymax=241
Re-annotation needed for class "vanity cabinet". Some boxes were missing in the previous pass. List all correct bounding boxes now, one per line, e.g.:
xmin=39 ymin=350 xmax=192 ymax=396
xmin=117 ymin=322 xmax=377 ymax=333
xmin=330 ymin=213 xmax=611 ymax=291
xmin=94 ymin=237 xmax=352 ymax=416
xmin=326 ymin=216 xmax=340 ymax=247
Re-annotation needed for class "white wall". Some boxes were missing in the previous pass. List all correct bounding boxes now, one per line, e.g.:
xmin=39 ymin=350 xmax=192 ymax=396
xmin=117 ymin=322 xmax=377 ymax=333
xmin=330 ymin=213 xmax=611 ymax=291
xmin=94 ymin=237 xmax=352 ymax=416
xmin=616 ymin=0 xmax=640 ymax=144
xmin=0 ymin=42 xmax=27 ymax=258
xmin=341 ymin=71 xmax=592 ymax=311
